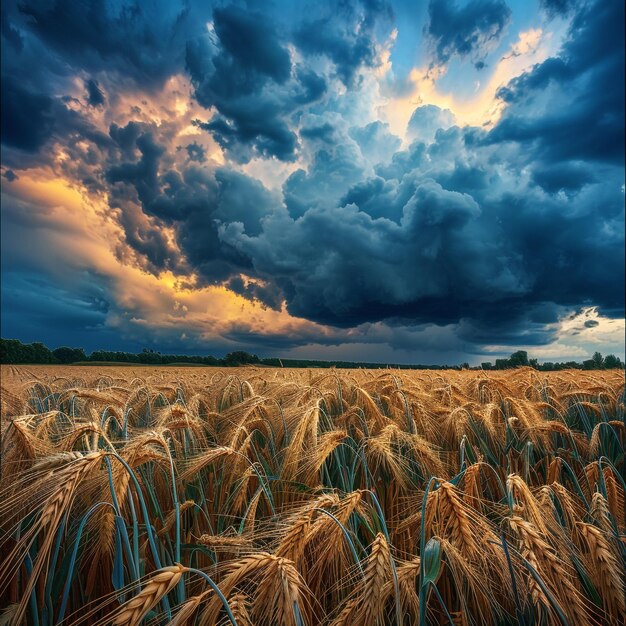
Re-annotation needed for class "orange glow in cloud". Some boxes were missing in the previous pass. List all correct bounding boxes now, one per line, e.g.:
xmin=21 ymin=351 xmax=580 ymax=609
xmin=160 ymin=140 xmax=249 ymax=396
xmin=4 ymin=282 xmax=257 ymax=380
xmin=63 ymin=73 xmax=226 ymax=167
xmin=10 ymin=176 xmax=85 ymax=213
xmin=2 ymin=169 xmax=331 ymax=348
xmin=384 ymin=28 xmax=555 ymax=139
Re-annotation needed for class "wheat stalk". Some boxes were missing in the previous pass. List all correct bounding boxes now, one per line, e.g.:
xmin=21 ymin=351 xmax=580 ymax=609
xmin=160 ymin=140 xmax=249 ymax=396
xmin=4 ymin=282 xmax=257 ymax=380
xmin=111 ymin=564 xmax=186 ymax=626
xmin=577 ymin=522 xmax=625 ymax=621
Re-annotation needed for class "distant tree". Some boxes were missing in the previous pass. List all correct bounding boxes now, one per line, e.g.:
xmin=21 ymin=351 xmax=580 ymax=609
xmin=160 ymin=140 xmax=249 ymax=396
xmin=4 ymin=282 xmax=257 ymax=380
xmin=0 ymin=339 xmax=25 ymax=363
xmin=223 ymin=351 xmax=260 ymax=366
xmin=29 ymin=342 xmax=55 ymax=363
xmin=565 ymin=361 xmax=582 ymax=369
xmin=90 ymin=350 xmax=116 ymax=362
xmin=509 ymin=351 xmax=529 ymax=367
xmin=603 ymin=354 xmax=623 ymax=369
xmin=53 ymin=346 xmax=87 ymax=364
xmin=0 ymin=337 xmax=621 ymax=371
xmin=261 ymin=358 xmax=282 ymax=367
xmin=138 ymin=348 xmax=162 ymax=364
xmin=592 ymin=351 xmax=604 ymax=369
xmin=0 ymin=339 xmax=57 ymax=363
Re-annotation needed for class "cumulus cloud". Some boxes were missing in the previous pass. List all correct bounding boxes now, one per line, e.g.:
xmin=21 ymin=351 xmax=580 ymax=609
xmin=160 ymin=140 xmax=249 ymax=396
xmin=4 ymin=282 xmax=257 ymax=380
xmin=186 ymin=5 xmax=326 ymax=162
xmin=208 ymin=0 xmax=624 ymax=341
xmin=349 ymin=121 xmax=402 ymax=164
xmin=406 ymin=105 xmax=456 ymax=144
xmin=219 ymin=178 xmax=528 ymax=330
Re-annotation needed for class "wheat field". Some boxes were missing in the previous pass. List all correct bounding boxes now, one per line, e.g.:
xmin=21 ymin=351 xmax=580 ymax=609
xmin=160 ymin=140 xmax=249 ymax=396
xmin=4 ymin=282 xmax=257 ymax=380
xmin=0 ymin=365 xmax=624 ymax=625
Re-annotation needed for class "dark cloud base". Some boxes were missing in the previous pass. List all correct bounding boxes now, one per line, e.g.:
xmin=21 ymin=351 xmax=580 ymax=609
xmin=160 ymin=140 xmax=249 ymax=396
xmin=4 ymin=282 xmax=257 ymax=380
xmin=1 ymin=0 xmax=624 ymax=359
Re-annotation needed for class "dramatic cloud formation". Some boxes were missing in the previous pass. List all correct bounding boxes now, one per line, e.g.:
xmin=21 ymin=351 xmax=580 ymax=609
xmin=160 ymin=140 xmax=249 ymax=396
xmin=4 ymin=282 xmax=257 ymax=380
xmin=1 ymin=0 xmax=624 ymax=363
xmin=425 ymin=0 xmax=512 ymax=69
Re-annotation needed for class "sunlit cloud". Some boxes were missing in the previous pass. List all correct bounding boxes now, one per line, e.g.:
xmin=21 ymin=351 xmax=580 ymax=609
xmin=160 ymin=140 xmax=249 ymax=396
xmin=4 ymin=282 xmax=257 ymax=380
xmin=482 ymin=307 xmax=626 ymax=361
xmin=384 ymin=26 xmax=559 ymax=138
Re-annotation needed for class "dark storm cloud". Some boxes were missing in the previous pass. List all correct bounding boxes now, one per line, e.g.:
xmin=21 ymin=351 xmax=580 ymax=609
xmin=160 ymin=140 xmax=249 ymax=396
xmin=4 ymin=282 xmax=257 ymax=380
xmin=1 ymin=5 xmax=23 ymax=51
xmin=85 ymin=78 xmax=105 ymax=107
xmin=226 ymin=276 xmax=284 ymax=311
xmin=0 ymin=83 xmax=111 ymax=177
xmin=487 ymin=0 xmax=624 ymax=166
xmin=0 ymin=0 xmax=207 ymax=177
xmin=0 ymin=76 xmax=54 ymax=151
xmin=374 ymin=141 xmax=427 ymax=181
xmin=172 ymin=167 xmax=276 ymax=285
xmin=282 ymin=141 xmax=366 ymax=217
xmin=219 ymin=178 xmax=529 ymax=328
xmin=292 ymin=69 xmax=328 ymax=105
xmin=15 ymin=0 xmax=205 ymax=87
xmin=426 ymin=0 xmax=512 ymax=68
xmin=299 ymin=122 xmax=336 ymax=143
xmin=186 ymin=4 xmax=321 ymax=162
xmin=530 ymin=162 xmax=595 ymax=195
xmin=185 ymin=1 xmax=395 ymax=161
xmin=0 ymin=0 xmax=623 ymax=357
xmin=2 ymin=272 xmax=109 ymax=334
xmin=104 ymin=120 xmax=276 ymax=287
xmin=294 ymin=0 xmax=392 ymax=86
xmin=454 ymin=302 xmax=567 ymax=347
xmin=182 ymin=142 xmax=207 ymax=163
xmin=3 ymin=170 xmax=18 ymax=182
xmin=1 ymin=1 xmax=119 ymax=167
xmin=0 ymin=192 xmax=121 ymax=350
xmin=113 ymin=201 xmax=179 ymax=274
xmin=214 ymin=0 xmax=625 ymax=345
xmin=194 ymin=114 xmax=299 ymax=163
xmin=107 ymin=129 xmax=165 ymax=210
xmin=104 ymin=124 xmax=183 ymax=273
xmin=211 ymin=5 xmax=291 ymax=84
xmin=0 ymin=268 xmax=140 ymax=353
xmin=491 ymin=186 xmax=624 ymax=315
xmin=539 ymin=0 xmax=580 ymax=18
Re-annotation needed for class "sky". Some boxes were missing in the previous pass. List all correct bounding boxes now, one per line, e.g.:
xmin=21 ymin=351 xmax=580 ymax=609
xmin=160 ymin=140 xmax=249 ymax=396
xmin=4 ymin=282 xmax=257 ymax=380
xmin=0 ymin=0 xmax=624 ymax=364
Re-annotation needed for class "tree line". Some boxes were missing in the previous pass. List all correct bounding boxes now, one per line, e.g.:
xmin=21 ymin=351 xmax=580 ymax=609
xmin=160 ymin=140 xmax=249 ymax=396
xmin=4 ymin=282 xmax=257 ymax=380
xmin=479 ymin=349 xmax=623 ymax=371
xmin=0 ymin=339 xmax=623 ymax=370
